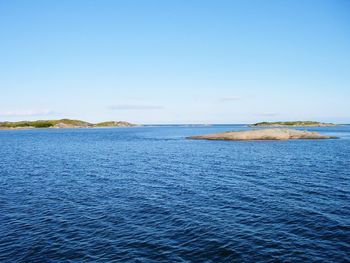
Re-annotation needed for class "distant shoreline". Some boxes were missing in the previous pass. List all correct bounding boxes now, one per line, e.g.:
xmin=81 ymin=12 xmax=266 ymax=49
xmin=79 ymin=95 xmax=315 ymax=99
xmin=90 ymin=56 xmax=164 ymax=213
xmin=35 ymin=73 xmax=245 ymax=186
xmin=250 ymin=121 xmax=337 ymax=127
xmin=0 ymin=119 xmax=346 ymax=131
xmin=0 ymin=119 xmax=137 ymax=130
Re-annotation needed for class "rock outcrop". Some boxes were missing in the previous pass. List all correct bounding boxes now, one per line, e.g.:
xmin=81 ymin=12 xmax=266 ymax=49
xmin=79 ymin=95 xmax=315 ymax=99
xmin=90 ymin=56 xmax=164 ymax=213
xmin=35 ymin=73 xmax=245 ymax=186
xmin=251 ymin=121 xmax=336 ymax=127
xmin=187 ymin=128 xmax=337 ymax=141
xmin=93 ymin=121 xmax=136 ymax=127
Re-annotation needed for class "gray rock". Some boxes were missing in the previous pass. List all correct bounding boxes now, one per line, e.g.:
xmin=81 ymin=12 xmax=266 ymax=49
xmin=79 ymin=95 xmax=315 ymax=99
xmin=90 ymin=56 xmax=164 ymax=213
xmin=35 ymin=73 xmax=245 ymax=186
xmin=187 ymin=128 xmax=337 ymax=141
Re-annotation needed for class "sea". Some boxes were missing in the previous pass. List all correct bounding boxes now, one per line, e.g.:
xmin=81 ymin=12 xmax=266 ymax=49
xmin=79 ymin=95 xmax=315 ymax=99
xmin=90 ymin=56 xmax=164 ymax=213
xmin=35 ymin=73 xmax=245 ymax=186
xmin=0 ymin=125 xmax=349 ymax=262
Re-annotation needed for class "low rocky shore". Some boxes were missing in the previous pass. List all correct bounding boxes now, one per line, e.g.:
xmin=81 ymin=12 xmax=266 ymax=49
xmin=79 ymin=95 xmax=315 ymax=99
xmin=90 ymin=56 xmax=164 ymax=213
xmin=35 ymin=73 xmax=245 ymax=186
xmin=0 ymin=119 xmax=137 ymax=130
xmin=251 ymin=121 xmax=336 ymax=127
xmin=187 ymin=128 xmax=337 ymax=141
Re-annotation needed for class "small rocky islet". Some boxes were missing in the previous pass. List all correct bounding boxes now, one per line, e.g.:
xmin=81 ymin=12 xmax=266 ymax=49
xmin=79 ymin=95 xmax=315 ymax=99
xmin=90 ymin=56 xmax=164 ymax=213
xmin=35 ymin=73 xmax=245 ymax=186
xmin=250 ymin=121 xmax=336 ymax=127
xmin=187 ymin=128 xmax=338 ymax=141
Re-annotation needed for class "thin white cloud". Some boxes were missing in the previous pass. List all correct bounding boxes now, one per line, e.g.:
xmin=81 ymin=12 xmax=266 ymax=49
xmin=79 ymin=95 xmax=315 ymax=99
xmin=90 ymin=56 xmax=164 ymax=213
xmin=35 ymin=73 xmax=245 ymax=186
xmin=258 ymin=113 xmax=278 ymax=117
xmin=108 ymin=105 xmax=164 ymax=110
xmin=0 ymin=109 xmax=56 ymax=117
xmin=220 ymin=97 xmax=241 ymax=102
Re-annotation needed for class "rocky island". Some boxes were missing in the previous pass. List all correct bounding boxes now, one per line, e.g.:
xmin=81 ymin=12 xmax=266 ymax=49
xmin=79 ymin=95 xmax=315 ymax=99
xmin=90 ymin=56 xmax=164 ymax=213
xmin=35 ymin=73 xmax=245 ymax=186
xmin=187 ymin=128 xmax=337 ymax=141
xmin=0 ymin=119 xmax=136 ymax=130
xmin=251 ymin=121 xmax=336 ymax=127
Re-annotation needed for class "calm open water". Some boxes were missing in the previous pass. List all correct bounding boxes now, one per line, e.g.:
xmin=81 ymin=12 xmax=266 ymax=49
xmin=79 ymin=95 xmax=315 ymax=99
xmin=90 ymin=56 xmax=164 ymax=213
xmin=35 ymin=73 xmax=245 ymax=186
xmin=0 ymin=125 xmax=349 ymax=262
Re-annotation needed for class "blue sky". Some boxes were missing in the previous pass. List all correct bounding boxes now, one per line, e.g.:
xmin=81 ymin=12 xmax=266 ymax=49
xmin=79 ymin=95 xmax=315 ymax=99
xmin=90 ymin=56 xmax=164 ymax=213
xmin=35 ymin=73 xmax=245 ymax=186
xmin=1 ymin=0 xmax=349 ymax=124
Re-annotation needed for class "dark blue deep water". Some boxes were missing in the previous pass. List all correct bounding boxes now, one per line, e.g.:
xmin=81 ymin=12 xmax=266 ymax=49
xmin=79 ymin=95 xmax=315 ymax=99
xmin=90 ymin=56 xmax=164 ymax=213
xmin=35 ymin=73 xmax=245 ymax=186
xmin=0 ymin=125 xmax=349 ymax=262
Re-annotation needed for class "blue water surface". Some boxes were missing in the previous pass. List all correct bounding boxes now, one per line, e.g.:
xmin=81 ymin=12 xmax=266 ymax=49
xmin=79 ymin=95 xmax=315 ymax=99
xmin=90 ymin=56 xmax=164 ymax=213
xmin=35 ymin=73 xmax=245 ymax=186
xmin=0 ymin=125 xmax=349 ymax=262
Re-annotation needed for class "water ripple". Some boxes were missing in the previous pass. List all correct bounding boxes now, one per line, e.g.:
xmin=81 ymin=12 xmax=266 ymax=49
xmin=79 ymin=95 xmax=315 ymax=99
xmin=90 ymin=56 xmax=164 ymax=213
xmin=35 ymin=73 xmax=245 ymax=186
xmin=0 ymin=126 xmax=349 ymax=262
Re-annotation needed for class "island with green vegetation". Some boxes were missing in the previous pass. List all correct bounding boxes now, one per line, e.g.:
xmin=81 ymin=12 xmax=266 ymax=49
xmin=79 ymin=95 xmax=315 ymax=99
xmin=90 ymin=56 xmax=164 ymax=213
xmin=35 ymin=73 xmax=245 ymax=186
xmin=250 ymin=121 xmax=336 ymax=127
xmin=187 ymin=128 xmax=337 ymax=141
xmin=90 ymin=121 xmax=136 ymax=128
xmin=0 ymin=119 xmax=136 ymax=130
